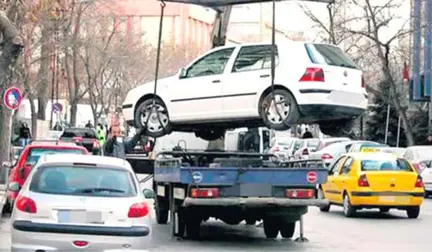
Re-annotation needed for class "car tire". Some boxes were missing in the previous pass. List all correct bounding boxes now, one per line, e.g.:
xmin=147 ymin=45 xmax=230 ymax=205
xmin=1 ymin=199 xmax=12 ymax=216
xmin=194 ymin=129 xmax=225 ymax=141
xmin=246 ymin=219 xmax=256 ymax=225
xmin=379 ymin=207 xmax=390 ymax=213
xmin=318 ymin=188 xmax=331 ymax=212
xmin=279 ymin=222 xmax=296 ymax=238
xmin=425 ymin=191 xmax=430 ymax=198
xmin=263 ymin=217 xmax=279 ymax=238
xmin=342 ymin=193 xmax=356 ymax=217
xmin=406 ymin=206 xmax=420 ymax=219
xmin=134 ymin=98 xmax=172 ymax=138
xmin=319 ymin=119 xmax=356 ymax=137
xmin=155 ymin=196 xmax=169 ymax=224
xmin=259 ymin=89 xmax=300 ymax=131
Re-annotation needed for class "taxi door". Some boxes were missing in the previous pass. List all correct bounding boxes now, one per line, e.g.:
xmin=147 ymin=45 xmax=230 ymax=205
xmin=322 ymin=156 xmax=346 ymax=202
xmin=331 ymin=157 xmax=355 ymax=204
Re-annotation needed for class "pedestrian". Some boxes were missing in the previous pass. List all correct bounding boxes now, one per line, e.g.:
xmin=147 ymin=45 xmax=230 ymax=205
xmin=19 ymin=122 xmax=31 ymax=147
xmin=96 ymin=123 xmax=106 ymax=147
xmin=85 ymin=120 xmax=93 ymax=128
xmin=302 ymin=127 xmax=313 ymax=139
xmin=103 ymin=125 xmax=147 ymax=159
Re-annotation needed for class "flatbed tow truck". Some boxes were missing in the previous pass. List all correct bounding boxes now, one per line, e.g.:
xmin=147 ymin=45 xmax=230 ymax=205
xmin=125 ymin=0 xmax=334 ymax=241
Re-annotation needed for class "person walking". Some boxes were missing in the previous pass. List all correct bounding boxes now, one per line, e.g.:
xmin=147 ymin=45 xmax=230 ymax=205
xmin=19 ymin=122 xmax=31 ymax=147
xmin=96 ymin=124 xmax=106 ymax=148
xmin=85 ymin=120 xmax=93 ymax=128
xmin=103 ymin=125 xmax=147 ymax=159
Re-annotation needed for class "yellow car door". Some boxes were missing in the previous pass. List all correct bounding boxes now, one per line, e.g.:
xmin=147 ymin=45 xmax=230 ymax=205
xmin=332 ymin=157 xmax=355 ymax=204
xmin=322 ymin=156 xmax=346 ymax=202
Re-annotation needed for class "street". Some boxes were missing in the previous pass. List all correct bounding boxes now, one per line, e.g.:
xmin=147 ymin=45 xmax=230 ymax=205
xmin=1 ymin=192 xmax=432 ymax=251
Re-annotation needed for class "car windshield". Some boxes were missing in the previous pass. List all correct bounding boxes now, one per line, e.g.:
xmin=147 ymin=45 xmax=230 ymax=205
xmin=415 ymin=148 xmax=432 ymax=160
xmin=277 ymin=139 xmax=292 ymax=146
xmin=360 ymin=158 xmax=412 ymax=171
xmin=307 ymin=139 xmax=319 ymax=149
xmin=30 ymin=166 xmax=137 ymax=197
xmin=61 ymin=128 xmax=96 ymax=138
xmin=26 ymin=148 xmax=85 ymax=165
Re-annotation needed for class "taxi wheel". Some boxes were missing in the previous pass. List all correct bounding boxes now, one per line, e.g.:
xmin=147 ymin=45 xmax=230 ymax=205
xmin=263 ymin=217 xmax=279 ymax=238
xmin=342 ymin=193 xmax=356 ymax=217
xmin=406 ymin=206 xmax=420 ymax=219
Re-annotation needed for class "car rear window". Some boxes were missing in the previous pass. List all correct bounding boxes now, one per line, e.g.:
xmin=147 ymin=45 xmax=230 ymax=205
xmin=415 ymin=148 xmax=432 ymax=160
xmin=305 ymin=43 xmax=358 ymax=69
xmin=361 ymin=159 xmax=412 ymax=171
xmin=307 ymin=139 xmax=319 ymax=149
xmin=26 ymin=148 xmax=86 ymax=165
xmin=30 ymin=166 xmax=137 ymax=197
xmin=61 ymin=128 xmax=96 ymax=138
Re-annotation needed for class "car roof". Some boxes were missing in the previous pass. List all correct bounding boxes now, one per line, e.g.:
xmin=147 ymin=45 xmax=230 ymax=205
xmin=28 ymin=141 xmax=83 ymax=148
xmin=37 ymin=154 xmax=132 ymax=171
xmin=407 ymin=145 xmax=432 ymax=150
xmin=320 ymin=137 xmax=350 ymax=142
xmin=344 ymin=152 xmax=400 ymax=160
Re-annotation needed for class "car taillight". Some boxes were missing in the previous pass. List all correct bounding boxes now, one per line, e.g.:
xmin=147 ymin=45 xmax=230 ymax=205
xmin=302 ymin=149 xmax=309 ymax=155
xmin=361 ymin=75 xmax=366 ymax=88
xmin=285 ymin=189 xmax=314 ymax=199
xmin=415 ymin=176 xmax=424 ymax=188
xmin=321 ymin=153 xmax=333 ymax=159
xmin=16 ymin=196 xmax=37 ymax=213
xmin=358 ymin=174 xmax=369 ymax=187
xmin=299 ymin=67 xmax=325 ymax=82
xmin=191 ymin=188 xmax=219 ymax=198
xmin=128 ymin=202 xmax=149 ymax=218
xmin=92 ymin=140 xmax=99 ymax=149
xmin=73 ymin=241 xmax=89 ymax=247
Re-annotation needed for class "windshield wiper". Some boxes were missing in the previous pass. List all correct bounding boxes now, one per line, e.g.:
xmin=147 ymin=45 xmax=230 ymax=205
xmin=76 ymin=188 xmax=126 ymax=193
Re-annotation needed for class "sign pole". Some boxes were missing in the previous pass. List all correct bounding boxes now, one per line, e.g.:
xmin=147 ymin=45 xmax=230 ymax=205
xmin=384 ymin=104 xmax=390 ymax=144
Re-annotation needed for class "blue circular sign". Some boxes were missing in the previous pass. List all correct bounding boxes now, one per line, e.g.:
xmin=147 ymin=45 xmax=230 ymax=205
xmin=192 ymin=171 xmax=203 ymax=183
xmin=3 ymin=87 xmax=22 ymax=110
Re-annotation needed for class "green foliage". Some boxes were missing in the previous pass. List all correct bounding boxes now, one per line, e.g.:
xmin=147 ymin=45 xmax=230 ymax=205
xmin=410 ymin=108 xmax=429 ymax=145
xmin=365 ymin=80 xmax=407 ymax=147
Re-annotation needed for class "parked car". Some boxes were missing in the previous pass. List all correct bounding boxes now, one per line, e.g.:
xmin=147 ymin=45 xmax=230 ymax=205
xmin=402 ymin=146 xmax=432 ymax=173
xmin=292 ymin=138 xmax=319 ymax=160
xmin=268 ymin=137 xmax=297 ymax=161
xmin=59 ymin=127 xmax=101 ymax=155
xmin=10 ymin=154 xmax=152 ymax=251
xmin=378 ymin=147 xmax=406 ymax=157
xmin=315 ymin=137 xmax=350 ymax=151
xmin=347 ymin=142 xmax=389 ymax=153
xmin=122 ymin=42 xmax=367 ymax=140
xmin=1 ymin=141 xmax=88 ymax=214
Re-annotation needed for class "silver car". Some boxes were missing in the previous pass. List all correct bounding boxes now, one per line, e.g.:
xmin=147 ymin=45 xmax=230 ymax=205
xmin=11 ymin=154 xmax=152 ymax=252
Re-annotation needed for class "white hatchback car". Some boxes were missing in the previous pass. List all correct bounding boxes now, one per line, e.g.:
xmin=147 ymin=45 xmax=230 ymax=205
xmin=122 ymin=41 xmax=368 ymax=140
xmin=11 ymin=154 xmax=152 ymax=252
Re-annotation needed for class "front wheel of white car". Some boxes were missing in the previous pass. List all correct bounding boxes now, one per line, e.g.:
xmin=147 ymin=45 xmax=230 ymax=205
xmin=134 ymin=98 xmax=172 ymax=137
xmin=259 ymin=89 xmax=299 ymax=131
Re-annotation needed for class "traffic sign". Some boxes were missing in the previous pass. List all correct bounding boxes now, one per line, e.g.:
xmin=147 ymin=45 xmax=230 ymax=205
xmin=3 ymin=87 xmax=22 ymax=110
xmin=53 ymin=103 xmax=63 ymax=113
xmin=306 ymin=171 xmax=317 ymax=183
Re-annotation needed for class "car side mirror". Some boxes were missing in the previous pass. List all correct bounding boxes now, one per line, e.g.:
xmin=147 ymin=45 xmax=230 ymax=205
xmin=143 ymin=188 xmax=155 ymax=199
xmin=2 ymin=161 xmax=12 ymax=168
xmin=178 ymin=68 xmax=186 ymax=78
xmin=8 ymin=182 xmax=20 ymax=192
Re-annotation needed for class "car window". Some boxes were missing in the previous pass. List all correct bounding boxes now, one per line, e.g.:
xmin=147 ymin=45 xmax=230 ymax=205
xmin=277 ymin=139 xmax=292 ymax=146
xmin=232 ymin=45 xmax=279 ymax=73
xmin=293 ymin=140 xmax=303 ymax=151
xmin=360 ymin=159 xmax=412 ymax=171
xmin=185 ymin=48 xmax=234 ymax=78
xmin=415 ymin=148 xmax=432 ymax=160
xmin=329 ymin=157 xmax=345 ymax=175
xmin=340 ymin=157 xmax=354 ymax=174
xmin=305 ymin=43 xmax=358 ymax=69
xmin=30 ymin=166 xmax=137 ymax=197
xmin=307 ymin=139 xmax=319 ymax=150
xmin=319 ymin=142 xmax=344 ymax=153
xmin=26 ymin=148 xmax=86 ymax=165
xmin=61 ymin=128 xmax=96 ymax=138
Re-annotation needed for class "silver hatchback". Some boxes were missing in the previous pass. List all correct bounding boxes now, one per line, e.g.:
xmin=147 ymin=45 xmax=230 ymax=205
xmin=11 ymin=154 xmax=152 ymax=252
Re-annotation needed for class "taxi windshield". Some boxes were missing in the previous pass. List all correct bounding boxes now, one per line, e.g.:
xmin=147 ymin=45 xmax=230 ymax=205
xmin=26 ymin=148 xmax=85 ymax=165
xmin=360 ymin=158 xmax=412 ymax=172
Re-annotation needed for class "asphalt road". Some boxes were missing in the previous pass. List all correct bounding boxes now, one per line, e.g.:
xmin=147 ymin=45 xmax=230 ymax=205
xmin=2 ymin=195 xmax=432 ymax=252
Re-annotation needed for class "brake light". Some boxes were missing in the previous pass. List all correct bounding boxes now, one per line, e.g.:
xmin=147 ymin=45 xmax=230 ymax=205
xmin=299 ymin=67 xmax=325 ymax=82
xmin=128 ymin=202 xmax=149 ymax=218
xmin=415 ymin=176 xmax=424 ymax=188
xmin=191 ymin=188 xmax=219 ymax=198
xmin=321 ymin=153 xmax=333 ymax=160
xmin=361 ymin=75 xmax=366 ymax=88
xmin=92 ymin=139 xmax=99 ymax=149
xmin=285 ymin=189 xmax=314 ymax=199
xmin=302 ymin=149 xmax=309 ymax=155
xmin=73 ymin=241 xmax=88 ymax=247
xmin=16 ymin=196 xmax=37 ymax=213
xmin=358 ymin=174 xmax=369 ymax=187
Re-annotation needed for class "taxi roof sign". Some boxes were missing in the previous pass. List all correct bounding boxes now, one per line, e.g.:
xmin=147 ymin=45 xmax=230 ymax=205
xmin=360 ymin=144 xmax=388 ymax=153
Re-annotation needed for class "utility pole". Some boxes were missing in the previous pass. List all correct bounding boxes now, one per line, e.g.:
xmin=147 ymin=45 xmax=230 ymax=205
xmin=384 ymin=104 xmax=390 ymax=144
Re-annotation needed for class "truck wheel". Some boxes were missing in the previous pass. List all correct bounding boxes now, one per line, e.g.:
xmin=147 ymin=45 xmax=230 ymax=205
xmin=406 ymin=206 xmax=420 ymax=219
xmin=155 ymin=197 xmax=169 ymax=224
xmin=185 ymin=217 xmax=201 ymax=239
xmin=279 ymin=222 xmax=296 ymax=238
xmin=263 ymin=218 xmax=279 ymax=238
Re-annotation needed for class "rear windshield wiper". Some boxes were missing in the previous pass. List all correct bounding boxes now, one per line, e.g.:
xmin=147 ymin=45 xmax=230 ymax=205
xmin=339 ymin=63 xmax=357 ymax=69
xmin=76 ymin=188 xmax=126 ymax=193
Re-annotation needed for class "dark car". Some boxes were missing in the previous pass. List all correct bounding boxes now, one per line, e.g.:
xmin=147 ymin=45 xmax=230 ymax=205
xmin=59 ymin=127 xmax=101 ymax=155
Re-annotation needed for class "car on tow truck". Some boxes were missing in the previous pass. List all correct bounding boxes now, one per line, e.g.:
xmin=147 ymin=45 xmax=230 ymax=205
xmin=122 ymin=41 xmax=367 ymax=140
xmin=10 ymin=154 xmax=151 ymax=252
xmin=1 ymin=141 xmax=88 ymax=214
xmin=318 ymin=152 xmax=424 ymax=218
xmin=401 ymin=146 xmax=432 ymax=173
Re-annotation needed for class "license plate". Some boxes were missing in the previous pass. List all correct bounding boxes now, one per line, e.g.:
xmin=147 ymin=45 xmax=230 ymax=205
xmin=57 ymin=210 xmax=103 ymax=224
xmin=379 ymin=196 xmax=411 ymax=204
xmin=361 ymin=147 xmax=379 ymax=152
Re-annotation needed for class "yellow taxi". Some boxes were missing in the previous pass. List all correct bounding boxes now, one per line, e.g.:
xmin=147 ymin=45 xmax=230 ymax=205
xmin=318 ymin=152 xmax=424 ymax=218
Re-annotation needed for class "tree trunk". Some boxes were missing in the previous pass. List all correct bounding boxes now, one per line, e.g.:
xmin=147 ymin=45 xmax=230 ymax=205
xmin=70 ymin=102 xmax=78 ymax=126
xmin=36 ymin=25 xmax=51 ymax=120
xmin=29 ymin=94 xmax=37 ymax=138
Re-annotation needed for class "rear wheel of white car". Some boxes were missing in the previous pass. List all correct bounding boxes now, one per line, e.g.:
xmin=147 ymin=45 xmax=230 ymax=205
xmin=134 ymin=98 xmax=172 ymax=137
xmin=319 ymin=119 xmax=356 ymax=137
xmin=260 ymin=89 xmax=299 ymax=131
xmin=194 ymin=129 xmax=225 ymax=141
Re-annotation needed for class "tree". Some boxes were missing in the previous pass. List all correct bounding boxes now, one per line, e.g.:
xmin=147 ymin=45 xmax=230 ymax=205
xmin=365 ymin=80 xmax=406 ymax=147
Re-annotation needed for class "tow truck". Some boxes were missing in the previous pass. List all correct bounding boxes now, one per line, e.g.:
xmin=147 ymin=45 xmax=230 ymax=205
xmin=125 ymin=0 xmax=334 ymax=241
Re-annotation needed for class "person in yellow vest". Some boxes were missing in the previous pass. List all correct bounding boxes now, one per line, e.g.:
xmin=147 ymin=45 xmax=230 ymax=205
xmin=96 ymin=124 xmax=106 ymax=149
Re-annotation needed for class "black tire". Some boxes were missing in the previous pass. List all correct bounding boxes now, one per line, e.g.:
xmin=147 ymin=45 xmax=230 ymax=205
xmin=425 ymin=191 xmax=430 ymax=198
xmin=319 ymin=119 xmax=356 ymax=137
xmin=379 ymin=208 xmax=390 ymax=213
xmin=194 ymin=129 xmax=224 ymax=141
xmin=155 ymin=196 xmax=169 ymax=224
xmin=185 ymin=216 xmax=201 ymax=239
xmin=1 ymin=199 xmax=12 ymax=215
xmin=246 ymin=219 xmax=256 ymax=225
xmin=279 ymin=222 xmax=296 ymax=238
xmin=259 ymin=89 xmax=300 ymax=131
xmin=342 ymin=193 xmax=356 ymax=217
xmin=263 ymin=217 xmax=279 ymax=238
xmin=407 ymin=206 xmax=420 ymax=219
xmin=134 ymin=98 xmax=172 ymax=138
xmin=318 ymin=187 xmax=330 ymax=212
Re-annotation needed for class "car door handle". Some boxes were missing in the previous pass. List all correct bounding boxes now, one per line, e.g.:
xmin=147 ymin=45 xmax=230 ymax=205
xmin=212 ymin=80 xmax=221 ymax=83
xmin=260 ymin=74 xmax=270 ymax=78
